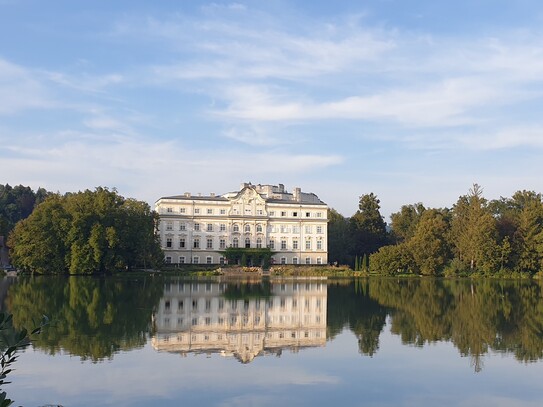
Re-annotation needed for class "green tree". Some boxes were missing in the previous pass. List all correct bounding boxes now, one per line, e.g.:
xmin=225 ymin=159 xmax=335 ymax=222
xmin=351 ymin=193 xmax=388 ymax=257
xmin=409 ymin=209 xmax=451 ymax=275
xmin=327 ymin=208 xmax=353 ymax=266
xmin=450 ymin=184 xmax=499 ymax=274
xmin=369 ymin=244 xmax=414 ymax=275
xmin=8 ymin=188 xmax=163 ymax=274
xmin=390 ymin=203 xmax=426 ymax=243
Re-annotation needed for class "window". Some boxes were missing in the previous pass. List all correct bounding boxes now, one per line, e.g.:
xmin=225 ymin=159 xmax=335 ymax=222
xmin=206 ymin=256 xmax=212 ymax=264
xmin=219 ymin=257 xmax=225 ymax=265
xmin=281 ymin=240 xmax=287 ymax=250
xmin=179 ymin=238 xmax=185 ymax=248
xmin=244 ymin=224 xmax=251 ymax=233
xmin=293 ymin=211 xmax=298 ymax=217
xmin=166 ymin=238 xmax=172 ymax=248
xmin=317 ymin=240 xmax=323 ymax=250
xmin=220 ymin=223 xmax=226 ymax=232
xmin=179 ymin=256 xmax=185 ymax=264
xmin=257 ymin=209 xmax=263 ymax=215
xmin=220 ymin=209 xmax=226 ymax=215
xmin=306 ymin=212 xmax=311 ymax=217
xmin=180 ymin=207 xmax=186 ymax=214
xmin=280 ymin=225 xmax=287 ymax=233
xmin=219 ymin=239 xmax=226 ymax=249
xmin=293 ymin=225 xmax=300 ymax=233
xmin=233 ymin=224 xmax=239 ymax=232
xmin=165 ymin=256 xmax=172 ymax=263
xmin=167 ymin=207 xmax=173 ymax=213
xmin=194 ymin=223 xmax=200 ymax=231
xmin=193 ymin=256 xmax=199 ymax=264
xmin=269 ymin=239 xmax=275 ymax=249
xmin=245 ymin=208 xmax=252 ymax=215
xmin=317 ymin=226 xmax=323 ymax=234
xmin=194 ymin=208 xmax=200 ymax=214
xmin=317 ymin=257 xmax=322 ymax=264
xmin=207 ymin=238 xmax=213 ymax=249
xmin=269 ymin=211 xmax=275 ymax=216
xmin=179 ymin=223 xmax=186 ymax=231
xmin=281 ymin=211 xmax=287 ymax=217
xmin=305 ymin=257 xmax=311 ymax=265
xmin=256 ymin=224 xmax=263 ymax=233
xmin=306 ymin=239 xmax=311 ymax=250
xmin=305 ymin=225 xmax=311 ymax=234
xmin=256 ymin=238 xmax=262 ymax=248
xmin=207 ymin=208 xmax=213 ymax=215
xmin=281 ymin=257 xmax=286 ymax=264
xmin=294 ymin=257 xmax=300 ymax=265
xmin=193 ymin=238 xmax=200 ymax=249
xmin=207 ymin=223 xmax=213 ymax=232
xmin=166 ymin=222 xmax=173 ymax=231
xmin=245 ymin=237 xmax=250 ymax=248
xmin=316 ymin=212 xmax=323 ymax=218
xmin=233 ymin=237 xmax=239 ymax=248
xmin=293 ymin=240 xmax=298 ymax=250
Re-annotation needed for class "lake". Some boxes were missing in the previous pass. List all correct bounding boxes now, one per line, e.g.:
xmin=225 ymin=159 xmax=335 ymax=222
xmin=1 ymin=276 xmax=543 ymax=406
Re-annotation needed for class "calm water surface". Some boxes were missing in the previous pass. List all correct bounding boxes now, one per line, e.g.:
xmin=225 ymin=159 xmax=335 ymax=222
xmin=1 ymin=276 xmax=543 ymax=406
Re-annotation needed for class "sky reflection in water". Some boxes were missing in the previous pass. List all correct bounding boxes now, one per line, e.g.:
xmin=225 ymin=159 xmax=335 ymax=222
xmin=4 ymin=277 xmax=543 ymax=407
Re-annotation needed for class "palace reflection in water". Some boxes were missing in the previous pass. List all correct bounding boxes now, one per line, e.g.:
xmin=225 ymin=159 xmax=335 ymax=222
xmin=152 ymin=280 xmax=327 ymax=363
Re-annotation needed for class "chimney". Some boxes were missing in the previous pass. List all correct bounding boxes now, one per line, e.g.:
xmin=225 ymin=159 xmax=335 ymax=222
xmin=210 ymin=193 xmax=215 ymax=197
xmin=184 ymin=192 xmax=191 ymax=197
xmin=293 ymin=187 xmax=301 ymax=202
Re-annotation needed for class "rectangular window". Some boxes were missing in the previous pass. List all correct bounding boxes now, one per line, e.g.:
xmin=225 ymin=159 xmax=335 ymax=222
xmin=166 ymin=238 xmax=172 ymax=248
xmin=269 ymin=211 xmax=275 ymax=216
xmin=305 ymin=212 xmax=311 ymax=217
xmin=257 ymin=209 xmax=263 ymax=215
xmin=194 ymin=223 xmax=200 ymax=231
xmin=316 ymin=212 xmax=322 ymax=218
xmin=305 ymin=225 xmax=311 ymax=234
xmin=293 ymin=212 xmax=298 ymax=217
xmin=167 ymin=207 xmax=173 ymax=213
xmin=293 ymin=226 xmax=300 ymax=233
xmin=281 ymin=257 xmax=286 ymax=265
xmin=207 ymin=223 xmax=213 ymax=232
xmin=165 ymin=256 xmax=172 ymax=263
xmin=193 ymin=239 xmax=200 ymax=249
xmin=245 ymin=208 xmax=252 ymax=215
xmin=194 ymin=208 xmax=200 ymax=214
xmin=206 ymin=256 xmax=212 ymax=264
xmin=293 ymin=257 xmax=298 ymax=265
xmin=281 ymin=211 xmax=287 ymax=217
xmin=281 ymin=240 xmax=287 ymax=250
xmin=193 ymin=256 xmax=199 ymax=264
xmin=269 ymin=240 xmax=275 ymax=249
xmin=207 ymin=238 xmax=213 ymax=249
xmin=207 ymin=208 xmax=213 ymax=215
xmin=179 ymin=238 xmax=185 ymax=248
xmin=220 ymin=224 xmax=226 ymax=231
xmin=180 ymin=207 xmax=186 ymax=214
xmin=179 ymin=256 xmax=185 ymax=264
xmin=220 ymin=209 xmax=226 ymax=215
xmin=219 ymin=239 xmax=226 ymax=249
xmin=305 ymin=257 xmax=311 ymax=265
xmin=305 ymin=240 xmax=311 ymax=250
xmin=317 ymin=226 xmax=323 ymax=234
xmin=317 ymin=257 xmax=322 ymax=264
xmin=317 ymin=240 xmax=323 ymax=250
xmin=293 ymin=240 xmax=298 ymax=250
xmin=166 ymin=222 xmax=173 ymax=231
xmin=219 ymin=257 xmax=225 ymax=265
xmin=179 ymin=223 xmax=186 ymax=231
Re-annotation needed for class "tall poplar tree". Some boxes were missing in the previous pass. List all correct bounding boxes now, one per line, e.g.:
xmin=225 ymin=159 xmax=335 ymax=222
xmin=350 ymin=193 xmax=388 ymax=257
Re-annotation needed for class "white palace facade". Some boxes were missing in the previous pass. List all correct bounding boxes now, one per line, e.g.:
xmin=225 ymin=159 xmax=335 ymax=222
xmin=155 ymin=183 xmax=328 ymax=265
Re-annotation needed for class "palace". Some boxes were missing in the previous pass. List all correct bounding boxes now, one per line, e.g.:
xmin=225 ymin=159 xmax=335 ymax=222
xmin=155 ymin=182 xmax=328 ymax=265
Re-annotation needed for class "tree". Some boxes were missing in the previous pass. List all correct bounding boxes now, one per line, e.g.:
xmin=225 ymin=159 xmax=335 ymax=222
xmin=351 ymin=193 xmax=388 ymax=257
xmin=450 ymin=184 xmax=499 ymax=273
xmin=409 ymin=209 xmax=451 ymax=275
xmin=327 ymin=208 xmax=354 ymax=266
xmin=8 ymin=188 xmax=163 ymax=274
xmin=390 ymin=203 xmax=426 ymax=243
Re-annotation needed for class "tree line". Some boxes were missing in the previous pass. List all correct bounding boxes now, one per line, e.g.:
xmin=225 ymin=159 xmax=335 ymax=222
xmin=5 ymin=186 xmax=163 ymax=274
xmin=328 ymin=184 xmax=543 ymax=276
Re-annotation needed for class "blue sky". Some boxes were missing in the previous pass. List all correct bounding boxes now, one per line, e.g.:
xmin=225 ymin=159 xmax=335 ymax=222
xmin=2 ymin=0 xmax=543 ymax=218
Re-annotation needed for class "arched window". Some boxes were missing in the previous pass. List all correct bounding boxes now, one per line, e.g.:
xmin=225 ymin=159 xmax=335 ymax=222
xmin=233 ymin=224 xmax=239 ymax=232
xmin=244 ymin=224 xmax=251 ymax=233
xmin=245 ymin=237 xmax=251 ymax=248
xmin=256 ymin=224 xmax=263 ymax=233
xmin=233 ymin=237 xmax=239 ymax=248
